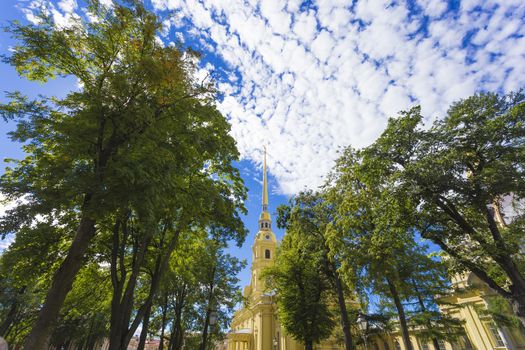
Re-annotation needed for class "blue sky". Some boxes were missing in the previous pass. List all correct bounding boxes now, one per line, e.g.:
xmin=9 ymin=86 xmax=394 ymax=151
xmin=1 ymin=0 xmax=525 ymax=287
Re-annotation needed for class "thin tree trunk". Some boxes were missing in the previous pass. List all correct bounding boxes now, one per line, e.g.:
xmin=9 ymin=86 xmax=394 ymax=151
xmin=122 ymin=228 xmax=182 ymax=350
xmin=0 ymin=287 xmax=23 ymax=336
xmin=108 ymin=215 xmax=155 ymax=350
xmin=108 ymin=216 xmax=128 ymax=350
xmin=123 ymin=251 xmax=163 ymax=347
xmin=171 ymin=286 xmax=187 ymax=350
xmin=168 ymin=322 xmax=176 ymax=350
xmin=23 ymin=209 xmax=97 ymax=350
xmin=387 ymin=277 xmax=412 ymax=350
xmin=509 ymin=286 xmax=525 ymax=329
xmin=137 ymin=301 xmax=153 ymax=350
xmin=159 ymin=293 xmax=168 ymax=350
xmin=200 ymin=265 xmax=216 ymax=350
xmin=434 ymin=198 xmax=525 ymax=327
xmin=333 ymin=270 xmax=354 ymax=350
xmin=82 ymin=314 xmax=96 ymax=350
xmin=411 ymin=279 xmax=439 ymax=350
xmin=484 ymin=206 xmax=525 ymax=328
xmin=109 ymin=220 xmax=181 ymax=350
xmin=200 ymin=308 xmax=211 ymax=350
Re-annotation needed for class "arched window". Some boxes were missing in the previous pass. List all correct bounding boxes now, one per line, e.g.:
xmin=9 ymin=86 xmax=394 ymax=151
xmin=265 ymin=249 xmax=271 ymax=259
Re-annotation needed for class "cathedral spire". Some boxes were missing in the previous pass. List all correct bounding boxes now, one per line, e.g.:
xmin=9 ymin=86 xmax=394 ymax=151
xmin=259 ymin=146 xmax=271 ymax=230
xmin=262 ymin=146 xmax=268 ymax=213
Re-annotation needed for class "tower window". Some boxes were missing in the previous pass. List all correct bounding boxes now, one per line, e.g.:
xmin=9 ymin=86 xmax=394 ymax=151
xmin=265 ymin=249 xmax=271 ymax=259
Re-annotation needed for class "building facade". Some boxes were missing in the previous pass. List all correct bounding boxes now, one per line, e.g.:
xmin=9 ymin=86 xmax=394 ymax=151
xmin=225 ymin=152 xmax=525 ymax=350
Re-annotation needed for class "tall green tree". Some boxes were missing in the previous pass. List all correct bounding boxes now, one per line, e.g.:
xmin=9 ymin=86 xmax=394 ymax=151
xmin=195 ymin=238 xmax=245 ymax=350
xmin=402 ymin=249 xmax=465 ymax=350
xmin=326 ymin=147 xmax=417 ymax=350
xmin=0 ymin=217 xmax=73 ymax=343
xmin=0 ymin=1 xmax=246 ymax=348
xmin=362 ymin=92 xmax=525 ymax=326
xmin=264 ymin=221 xmax=335 ymax=350
xmin=276 ymin=192 xmax=355 ymax=350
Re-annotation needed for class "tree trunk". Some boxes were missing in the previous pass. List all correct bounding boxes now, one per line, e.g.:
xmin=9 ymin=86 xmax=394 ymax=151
xmin=200 ymin=265 xmax=217 ymax=350
xmin=82 ymin=314 xmax=96 ymax=350
xmin=171 ymin=286 xmax=186 ymax=350
xmin=109 ymin=221 xmax=181 ymax=350
xmin=23 ymin=211 xmax=97 ymax=350
xmin=509 ymin=285 xmax=525 ymax=329
xmin=435 ymin=199 xmax=525 ymax=327
xmin=387 ymin=277 xmax=412 ymax=350
xmin=199 ymin=308 xmax=211 ymax=350
xmin=159 ymin=293 xmax=168 ymax=350
xmin=108 ymin=215 xmax=155 ymax=350
xmin=333 ymin=272 xmax=354 ymax=350
xmin=168 ymin=323 xmax=176 ymax=350
xmin=412 ymin=279 xmax=440 ymax=350
xmin=137 ymin=301 xmax=153 ymax=350
xmin=485 ymin=206 xmax=525 ymax=328
xmin=0 ymin=288 xmax=22 ymax=336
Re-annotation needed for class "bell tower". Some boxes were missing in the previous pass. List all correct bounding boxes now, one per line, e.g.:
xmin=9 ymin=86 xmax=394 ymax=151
xmin=250 ymin=146 xmax=277 ymax=297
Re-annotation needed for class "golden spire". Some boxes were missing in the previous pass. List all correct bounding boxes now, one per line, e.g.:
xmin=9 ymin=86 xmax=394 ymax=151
xmin=262 ymin=146 xmax=268 ymax=213
xmin=259 ymin=146 xmax=271 ymax=227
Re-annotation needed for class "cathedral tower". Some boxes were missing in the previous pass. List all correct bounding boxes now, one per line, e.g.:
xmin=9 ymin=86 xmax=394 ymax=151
xmin=250 ymin=146 xmax=277 ymax=298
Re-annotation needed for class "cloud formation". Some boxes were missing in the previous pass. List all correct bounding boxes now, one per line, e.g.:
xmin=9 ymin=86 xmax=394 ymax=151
xmin=24 ymin=0 xmax=525 ymax=194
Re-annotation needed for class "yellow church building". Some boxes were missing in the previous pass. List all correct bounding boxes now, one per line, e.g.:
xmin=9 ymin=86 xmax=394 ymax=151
xmin=224 ymin=152 xmax=525 ymax=350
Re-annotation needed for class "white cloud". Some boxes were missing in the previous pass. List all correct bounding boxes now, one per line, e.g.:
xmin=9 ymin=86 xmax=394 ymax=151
xmin=293 ymin=11 xmax=317 ymax=45
xmin=57 ymin=0 xmax=76 ymax=13
xmin=418 ymin=0 xmax=448 ymax=17
xmin=20 ymin=1 xmax=525 ymax=195
xmin=23 ymin=0 xmax=79 ymax=28
xmin=99 ymin=0 xmax=113 ymax=7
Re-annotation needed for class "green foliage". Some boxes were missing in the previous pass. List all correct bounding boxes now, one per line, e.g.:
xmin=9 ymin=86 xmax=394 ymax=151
xmin=477 ymin=295 xmax=522 ymax=329
xmin=264 ymin=225 xmax=336 ymax=348
xmin=325 ymin=136 xmax=466 ymax=347
xmin=0 ymin=0 xmax=247 ymax=347
xmin=275 ymin=191 xmax=357 ymax=350
xmin=51 ymin=264 xmax=112 ymax=348
xmin=361 ymin=91 xmax=525 ymax=325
